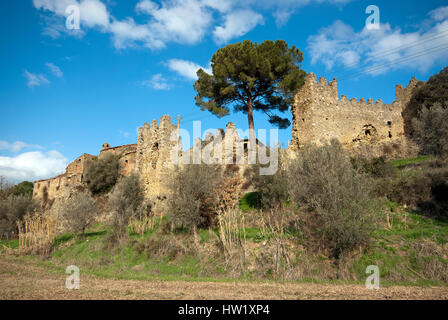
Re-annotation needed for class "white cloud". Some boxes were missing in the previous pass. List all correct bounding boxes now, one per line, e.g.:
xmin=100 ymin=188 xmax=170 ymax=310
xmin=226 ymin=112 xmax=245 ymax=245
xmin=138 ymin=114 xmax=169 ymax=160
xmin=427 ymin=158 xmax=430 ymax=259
xmin=141 ymin=73 xmax=171 ymax=90
xmin=78 ymin=0 xmax=110 ymax=28
xmin=166 ymin=59 xmax=212 ymax=80
xmin=119 ymin=130 xmax=131 ymax=138
xmin=249 ymin=0 xmax=353 ymax=26
xmin=45 ymin=62 xmax=63 ymax=78
xmin=0 ymin=141 xmax=44 ymax=153
xmin=34 ymin=0 xmax=215 ymax=49
xmin=33 ymin=0 xmax=354 ymax=50
xmin=430 ymin=6 xmax=448 ymax=21
xmin=23 ymin=70 xmax=50 ymax=88
xmin=41 ymin=14 xmax=86 ymax=39
xmin=33 ymin=0 xmax=78 ymax=16
xmin=136 ymin=0 xmax=159 ymax=15
xmin=144 ymin=0 xmax=214 ymax=45
xmin=33 ymin=0 xmax=110 ymax=29
xmin=0 ymin=151 xmax=67 ymax=182
xmin=307 ymin=7 xmax=448 ymax=76
xmin=109 ymin=18 xmax=162 ymax=50
xmin=213 ymin=10 xmax=264 ymax=44
xmin=201 ymin=0 xmax=233 ymax=13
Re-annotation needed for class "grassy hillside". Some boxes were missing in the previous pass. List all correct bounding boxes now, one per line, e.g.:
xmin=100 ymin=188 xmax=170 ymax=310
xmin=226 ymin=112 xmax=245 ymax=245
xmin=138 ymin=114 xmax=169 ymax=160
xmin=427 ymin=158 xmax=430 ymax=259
xmin=1 ymin=155 xmax=447 ymax=287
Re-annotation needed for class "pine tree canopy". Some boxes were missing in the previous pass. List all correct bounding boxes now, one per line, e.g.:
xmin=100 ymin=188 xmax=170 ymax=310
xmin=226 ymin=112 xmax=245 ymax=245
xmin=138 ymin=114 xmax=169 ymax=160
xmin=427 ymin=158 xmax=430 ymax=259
xmin=193 ymin=40 xmax=306 ymax=130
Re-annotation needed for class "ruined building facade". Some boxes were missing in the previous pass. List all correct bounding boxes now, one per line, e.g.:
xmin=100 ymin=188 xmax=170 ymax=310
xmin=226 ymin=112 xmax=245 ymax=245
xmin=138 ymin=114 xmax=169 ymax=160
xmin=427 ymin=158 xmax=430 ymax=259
xmin=33 ymin=143 xmax=137 ymax=203
xmin=33 ymin=74 xmax=422 ymax=203
xmin=289 ymin=73 xmax=420 ymax=158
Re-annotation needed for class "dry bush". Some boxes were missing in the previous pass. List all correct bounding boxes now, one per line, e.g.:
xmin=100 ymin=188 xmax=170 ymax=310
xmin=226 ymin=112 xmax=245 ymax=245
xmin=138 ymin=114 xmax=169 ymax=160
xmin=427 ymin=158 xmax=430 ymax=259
xmin=217 ymin=208 xmax=247 ymax=276
xmin=217 ymin=165 xmax=246 ymax=211
xmin=108 ymin=173 xmax=146 ymax=237
xmin=256 ymin=208 xmax=295 ymax=279
xmin=408 ymin=241 xmax=448 ymax=282
xmin=0 ymin=176 xmax=14 ymax=200
xmin=135 ymin=233 xmax=196 ymax=261
xmin=128 ymin=209 xmax=162 ymax=236
xmin=248 ymin=208 xmax=337 ymax=281
xmin=166 ymin=164 xmax=223 ymax=231
xmin=287 ymin=139 xmax=376 ymax=258
xmin=17 ymin=213 xmax=57 ymax=255
xmin=85 ymin=154 xmax=120 ymax=194
xmin=59 ymin=192 xmax=96 ymax=237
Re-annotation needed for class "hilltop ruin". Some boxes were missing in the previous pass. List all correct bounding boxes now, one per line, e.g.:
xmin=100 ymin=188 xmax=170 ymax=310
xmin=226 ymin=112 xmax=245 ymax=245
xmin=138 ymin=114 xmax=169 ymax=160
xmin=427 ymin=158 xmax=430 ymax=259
xmin=289 ymin=73 xmax=421 ymax=158
xmin=33 ymin=73 xmax=422 ymax=204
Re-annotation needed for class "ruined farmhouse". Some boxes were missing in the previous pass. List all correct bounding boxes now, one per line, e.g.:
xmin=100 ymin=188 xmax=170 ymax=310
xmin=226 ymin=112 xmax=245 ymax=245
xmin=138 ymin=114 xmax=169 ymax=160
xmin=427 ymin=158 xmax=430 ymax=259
xmin=33 ymin=73 xmax=422 ymax=204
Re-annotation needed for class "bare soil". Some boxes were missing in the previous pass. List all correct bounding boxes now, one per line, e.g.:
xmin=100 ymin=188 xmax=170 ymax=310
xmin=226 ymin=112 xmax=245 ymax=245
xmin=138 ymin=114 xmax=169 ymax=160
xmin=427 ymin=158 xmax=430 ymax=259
xmin=0 ymin=255 xmax=447 ymax=300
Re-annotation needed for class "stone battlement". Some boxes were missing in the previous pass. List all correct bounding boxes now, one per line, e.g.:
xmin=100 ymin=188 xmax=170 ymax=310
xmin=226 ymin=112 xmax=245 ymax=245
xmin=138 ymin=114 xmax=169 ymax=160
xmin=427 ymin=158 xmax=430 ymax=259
xmin=303 ymin=72 xmax=412 ymax=110
xmin=289 ymin=72 xmax=422 ymax=157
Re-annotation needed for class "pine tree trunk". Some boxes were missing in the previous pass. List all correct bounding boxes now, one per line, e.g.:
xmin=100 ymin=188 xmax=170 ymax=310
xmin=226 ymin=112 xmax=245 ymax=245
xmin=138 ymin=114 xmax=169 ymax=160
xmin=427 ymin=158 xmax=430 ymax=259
xmin=247 ymin=99 xmax=256 ymax=164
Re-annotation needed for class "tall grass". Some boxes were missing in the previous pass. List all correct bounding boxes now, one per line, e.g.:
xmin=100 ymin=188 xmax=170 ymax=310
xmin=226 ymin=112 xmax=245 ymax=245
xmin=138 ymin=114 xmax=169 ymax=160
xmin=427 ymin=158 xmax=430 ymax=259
xmin=259 ymin=209 xmax=295 ymax=278
xmin=217 ymin=209 xmax=247 ymax=275
xmin=128 ymin=213 xmax=163 ymax=236
xmin=17 ymin=213 xmax=57 ymax=255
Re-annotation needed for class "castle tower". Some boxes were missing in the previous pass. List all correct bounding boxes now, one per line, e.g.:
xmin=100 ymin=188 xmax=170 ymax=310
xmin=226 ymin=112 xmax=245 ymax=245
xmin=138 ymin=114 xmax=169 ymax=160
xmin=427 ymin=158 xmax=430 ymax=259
xmin=136 ymin=115 xmax=180 ymax=199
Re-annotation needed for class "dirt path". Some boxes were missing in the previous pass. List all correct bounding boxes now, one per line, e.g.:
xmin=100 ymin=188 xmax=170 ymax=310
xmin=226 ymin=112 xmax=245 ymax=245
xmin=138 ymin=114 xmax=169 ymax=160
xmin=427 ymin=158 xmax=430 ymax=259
xmin=0 ymin=255 xmax=447 ymax=300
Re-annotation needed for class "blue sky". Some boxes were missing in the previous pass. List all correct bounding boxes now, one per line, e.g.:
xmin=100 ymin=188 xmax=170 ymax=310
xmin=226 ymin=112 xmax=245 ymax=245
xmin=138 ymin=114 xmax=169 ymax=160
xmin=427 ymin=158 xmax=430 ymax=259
xmin=0 ymin=0 xmax=447 ymax=182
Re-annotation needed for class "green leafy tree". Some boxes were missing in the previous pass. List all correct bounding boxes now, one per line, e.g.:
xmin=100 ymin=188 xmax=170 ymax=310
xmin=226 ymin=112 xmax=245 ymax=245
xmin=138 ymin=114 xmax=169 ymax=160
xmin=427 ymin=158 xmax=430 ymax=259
xmin=403 ymin=66 xmax=448 ymax=136
xmin=13 ymin=181 xmax=34 ymax=197
xmin=85 ymin=154 xmax=119 ymax=195
xmin=194 ymin=40 xmax=306 ymax=150
xmin=412 ymin=102 xmax=448 ymax=156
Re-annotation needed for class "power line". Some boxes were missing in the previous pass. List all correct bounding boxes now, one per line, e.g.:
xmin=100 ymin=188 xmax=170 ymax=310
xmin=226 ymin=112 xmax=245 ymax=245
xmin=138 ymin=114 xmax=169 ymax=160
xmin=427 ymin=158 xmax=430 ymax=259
xmin=338 ymin=43 xmax=448 ymax=82
xmin=337 ymin=27 xmax=448 ymax=71
xmin=363 ymin=29 xmax=448 ymax=64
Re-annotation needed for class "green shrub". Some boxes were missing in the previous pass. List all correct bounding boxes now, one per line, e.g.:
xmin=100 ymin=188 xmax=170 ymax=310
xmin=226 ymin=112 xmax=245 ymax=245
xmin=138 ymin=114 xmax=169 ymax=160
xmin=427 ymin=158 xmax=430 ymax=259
xmin=239 ymin=192 xmax=262 ymax=212
xmin=108 ymin=173 xmax=147 ymax=237
xmin=412 ymin=102 xmax=448 ymax=157
xmin=0 ymin=194 xmax=38 ymax=238
xmin=388 ymin=160 xmax=448 ymax=217
xmin=403 ymin=66 xmax=448 ymax=136
xmin=351 ymin=156 xmax=396 ymax=178
xmin=166 ymin=165 xmax=223 ymax=231
xmin=59 ymin=192 xmax=96 ymax=237
xmin=247 ymin=162 xmax=288 ymax=209
xmin=287 ymin=139 xmax=376 ymax=258
xmin=85 ymin=154 xmax=119 ymax=194
xmin=351 ymin=157 xmax=397 ymax=199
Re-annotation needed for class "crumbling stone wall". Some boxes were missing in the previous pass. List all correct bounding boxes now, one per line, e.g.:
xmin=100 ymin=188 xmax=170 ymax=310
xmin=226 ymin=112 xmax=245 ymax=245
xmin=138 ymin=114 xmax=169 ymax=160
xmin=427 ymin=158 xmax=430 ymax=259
xmin=188 ymin=122 xmax=247 ymax=165
xmin=99 ymin=143 xmax=137 ymax=159
xmin=289 ymin=73 xmax=421 ymax=158
xmin=136 ymin=115 xmax=180 ymax=199
xmin=33 ymin=153 xmax=95 ymax=202
xmin=99 ymin=143 xmax=137 ymax=176
xmin=65 ymin=153 xmax=96 ymax=176
xmin=32 ymin=144 xmax=138 ymax=204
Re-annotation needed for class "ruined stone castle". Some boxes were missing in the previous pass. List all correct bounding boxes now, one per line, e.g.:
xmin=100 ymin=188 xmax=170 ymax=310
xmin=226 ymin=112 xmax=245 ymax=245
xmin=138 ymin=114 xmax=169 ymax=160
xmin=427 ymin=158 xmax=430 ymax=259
xmin=289 ymin=72 xmax=421 ymax=158
xmin=33 ymin=73 xmax=422 ymax=204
